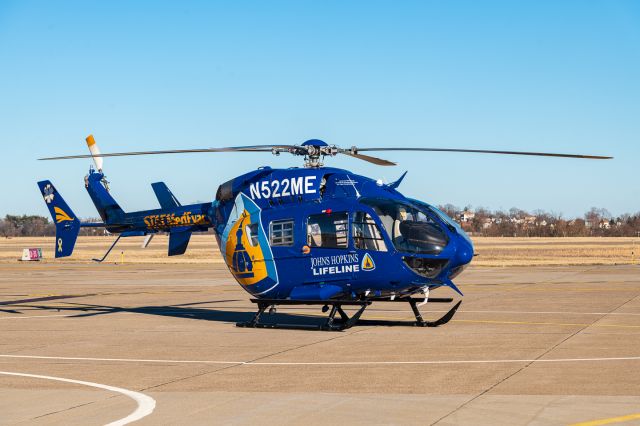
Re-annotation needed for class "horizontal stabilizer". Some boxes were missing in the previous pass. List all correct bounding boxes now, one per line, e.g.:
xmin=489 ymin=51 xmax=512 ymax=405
xmin=168 ymin=229 xmax=191 ymax=256
xmin=121 ymin=230 xmax=147 ymax=237
xmin=151 ymin=182 xmax=181 ymax=209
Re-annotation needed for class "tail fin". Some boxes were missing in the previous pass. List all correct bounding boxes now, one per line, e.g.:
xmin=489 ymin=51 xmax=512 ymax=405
xmin=37 ymin=181 xmax=80 ymax=258
xmin=168 ymin=229 xmax=192 ymax=256
xmin=151 ymin=182 xmax=181 ymax=209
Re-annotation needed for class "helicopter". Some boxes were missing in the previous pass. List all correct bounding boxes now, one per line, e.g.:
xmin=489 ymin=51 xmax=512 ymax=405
xmin=37 ymin=136 xmax=611 ymax=330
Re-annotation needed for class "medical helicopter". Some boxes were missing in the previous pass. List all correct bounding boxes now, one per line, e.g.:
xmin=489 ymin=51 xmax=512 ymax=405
xmin=37 ymin=136 xmax=611 ymax=330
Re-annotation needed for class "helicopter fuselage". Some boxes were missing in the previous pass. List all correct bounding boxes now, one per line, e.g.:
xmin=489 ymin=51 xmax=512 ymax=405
xmin=212 ymin=166 xmax=474 ymax=300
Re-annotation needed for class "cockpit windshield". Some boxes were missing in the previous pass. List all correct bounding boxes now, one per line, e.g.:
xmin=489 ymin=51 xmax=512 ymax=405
xmin=411 ymin=199 xmax=473 ymax=246
xmin=360 ymin=198 xmax=448 ymax=254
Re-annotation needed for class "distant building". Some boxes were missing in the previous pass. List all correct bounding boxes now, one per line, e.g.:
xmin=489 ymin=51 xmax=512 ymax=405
xmin=599 ymin=220 xmax=611 ymax=230
xmin=459 ymin=210 xmax=475 ymax=222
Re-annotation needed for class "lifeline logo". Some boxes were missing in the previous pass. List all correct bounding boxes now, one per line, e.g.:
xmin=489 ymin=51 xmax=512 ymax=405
xmin=311 ymin=253 xmax=359 ymax=276
xmin=310 ymin=253 xmax=376 ymax=276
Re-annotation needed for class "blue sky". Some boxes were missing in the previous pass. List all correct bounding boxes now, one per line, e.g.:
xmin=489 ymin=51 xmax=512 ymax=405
xmin=1 ymin=1 xmax=638 ymax=219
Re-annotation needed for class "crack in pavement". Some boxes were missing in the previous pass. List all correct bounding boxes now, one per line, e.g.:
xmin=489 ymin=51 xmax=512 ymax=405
xmin=138 ymin=325 xmax=375 ymax=393
xmin=430 ymin=276 xmax=640 ymax=426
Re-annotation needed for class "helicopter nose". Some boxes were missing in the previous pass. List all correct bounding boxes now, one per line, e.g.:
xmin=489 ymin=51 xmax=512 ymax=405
xmin=455 ymin=234 xmax=474 ymax=267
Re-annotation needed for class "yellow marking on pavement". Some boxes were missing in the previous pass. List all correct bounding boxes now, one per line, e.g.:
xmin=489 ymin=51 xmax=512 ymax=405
xmin=569 ymin=412 xmax=640 ymax=426
xmin=0 ymin=294 xmax=58 ymax=298
xmin=11 ymin=305 xmax=640 ymax=329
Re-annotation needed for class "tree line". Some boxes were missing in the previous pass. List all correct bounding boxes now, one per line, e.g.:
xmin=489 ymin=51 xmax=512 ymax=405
xmin=0 ymin=215 xmax=104 ymax=237
xmin=437 ymin=206 xmax=640 ymax=237
xmin=1 ymin=208 xmax=639 ymax=238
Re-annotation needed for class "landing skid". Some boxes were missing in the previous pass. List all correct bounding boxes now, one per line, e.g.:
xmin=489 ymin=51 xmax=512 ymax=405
xmin=236 ymin=296 xmax=462 ymax=331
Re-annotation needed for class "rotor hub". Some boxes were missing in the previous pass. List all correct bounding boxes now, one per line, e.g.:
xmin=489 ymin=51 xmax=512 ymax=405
xmin=273 ymin=139 xmax=340 ymax=168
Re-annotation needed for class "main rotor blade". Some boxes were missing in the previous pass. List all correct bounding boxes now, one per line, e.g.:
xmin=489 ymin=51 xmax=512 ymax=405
xmin=38 ymin=145 xmax=300 ymax=161
xmin=354 ymin=147 xmax=612 ymax=160
xmin=339 ymin=151 xmax=397 ymax=166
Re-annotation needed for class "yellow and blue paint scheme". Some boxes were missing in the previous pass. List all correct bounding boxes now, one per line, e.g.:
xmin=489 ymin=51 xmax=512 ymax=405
xmin=39 ymin=162 xmax=472 ymax=300
xmin=220 ymin=193 xmax=279 ymax=296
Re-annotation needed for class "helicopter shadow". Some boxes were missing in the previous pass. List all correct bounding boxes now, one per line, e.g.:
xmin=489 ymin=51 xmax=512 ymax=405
xmin=17 ymin=299 xmax=341 ymax=329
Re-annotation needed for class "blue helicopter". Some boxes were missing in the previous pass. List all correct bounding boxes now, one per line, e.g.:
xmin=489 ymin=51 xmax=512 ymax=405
xmin=38 ymin=136 xmax=611 ymax=330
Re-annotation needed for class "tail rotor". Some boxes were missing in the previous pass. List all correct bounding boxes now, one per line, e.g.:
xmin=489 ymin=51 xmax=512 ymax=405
xmin=86 ymin=134 xmax=103 ymax=172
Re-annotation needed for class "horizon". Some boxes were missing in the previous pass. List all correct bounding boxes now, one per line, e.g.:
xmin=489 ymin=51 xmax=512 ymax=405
xmin=1 ymin=1 xmax=638 ymax=218
xmin=2 ymin=202 xmax=637 ymax=222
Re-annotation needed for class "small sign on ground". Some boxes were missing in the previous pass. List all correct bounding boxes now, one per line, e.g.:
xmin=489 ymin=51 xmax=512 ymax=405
xmin=20 ymin=248 xmax=43 ymax=261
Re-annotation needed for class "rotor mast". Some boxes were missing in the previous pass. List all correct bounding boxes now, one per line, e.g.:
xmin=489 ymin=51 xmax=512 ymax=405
xmin=298 ymin=140 xmax=338 ymax=168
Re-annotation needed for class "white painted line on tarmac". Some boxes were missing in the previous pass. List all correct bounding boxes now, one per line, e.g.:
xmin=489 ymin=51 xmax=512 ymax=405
xmin=2 ymin=353 xmax=640 ymax=366
xmin=0 ymin=370 xmax=156 ymax=425
xmin=0 ymin=314 xmax=73 ymax=320
xmin=0 ymin=354 xmax=238 ymax=364
xmin=245 ymin=356 xmax=640 ymax=366
xmin=458 ymin=310 xmax=640 ymax=316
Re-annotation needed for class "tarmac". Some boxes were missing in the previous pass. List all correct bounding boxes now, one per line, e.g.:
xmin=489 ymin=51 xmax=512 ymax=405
xmin=1 ymin=263 xmax=640 ymax=425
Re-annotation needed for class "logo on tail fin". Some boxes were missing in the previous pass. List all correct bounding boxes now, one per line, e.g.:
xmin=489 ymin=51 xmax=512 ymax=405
xmin=43 ymin=184 xmax=55 ymax=204
xmin=54 ymin=206 xmax=74 ymax=223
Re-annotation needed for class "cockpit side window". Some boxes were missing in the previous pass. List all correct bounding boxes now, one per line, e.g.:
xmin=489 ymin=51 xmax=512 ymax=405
xmin=360 ymin=198 xmax=448 ymax=255
xmin=411 ymin=200 xmax=459 ymax=232
xmin=352 ymin=212 xmax=387 ymax=252
xmin=307 ymin=212 xmax=348 ymax=248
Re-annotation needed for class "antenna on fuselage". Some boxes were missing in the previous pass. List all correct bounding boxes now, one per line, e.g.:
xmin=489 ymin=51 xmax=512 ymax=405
xmin=346 ymin=174 xmax=361 ymax=198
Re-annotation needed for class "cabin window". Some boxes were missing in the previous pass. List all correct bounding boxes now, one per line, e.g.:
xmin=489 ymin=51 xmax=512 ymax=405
xmin=245 ymin=222 xmax=259 ymax=247
xmin=307 ymin=212 xmax=348 ymax=249
xmin=270 ymin=220 xmax=294 ymax=246
xmin=352 ymin=212 xmax=387 ymax=251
